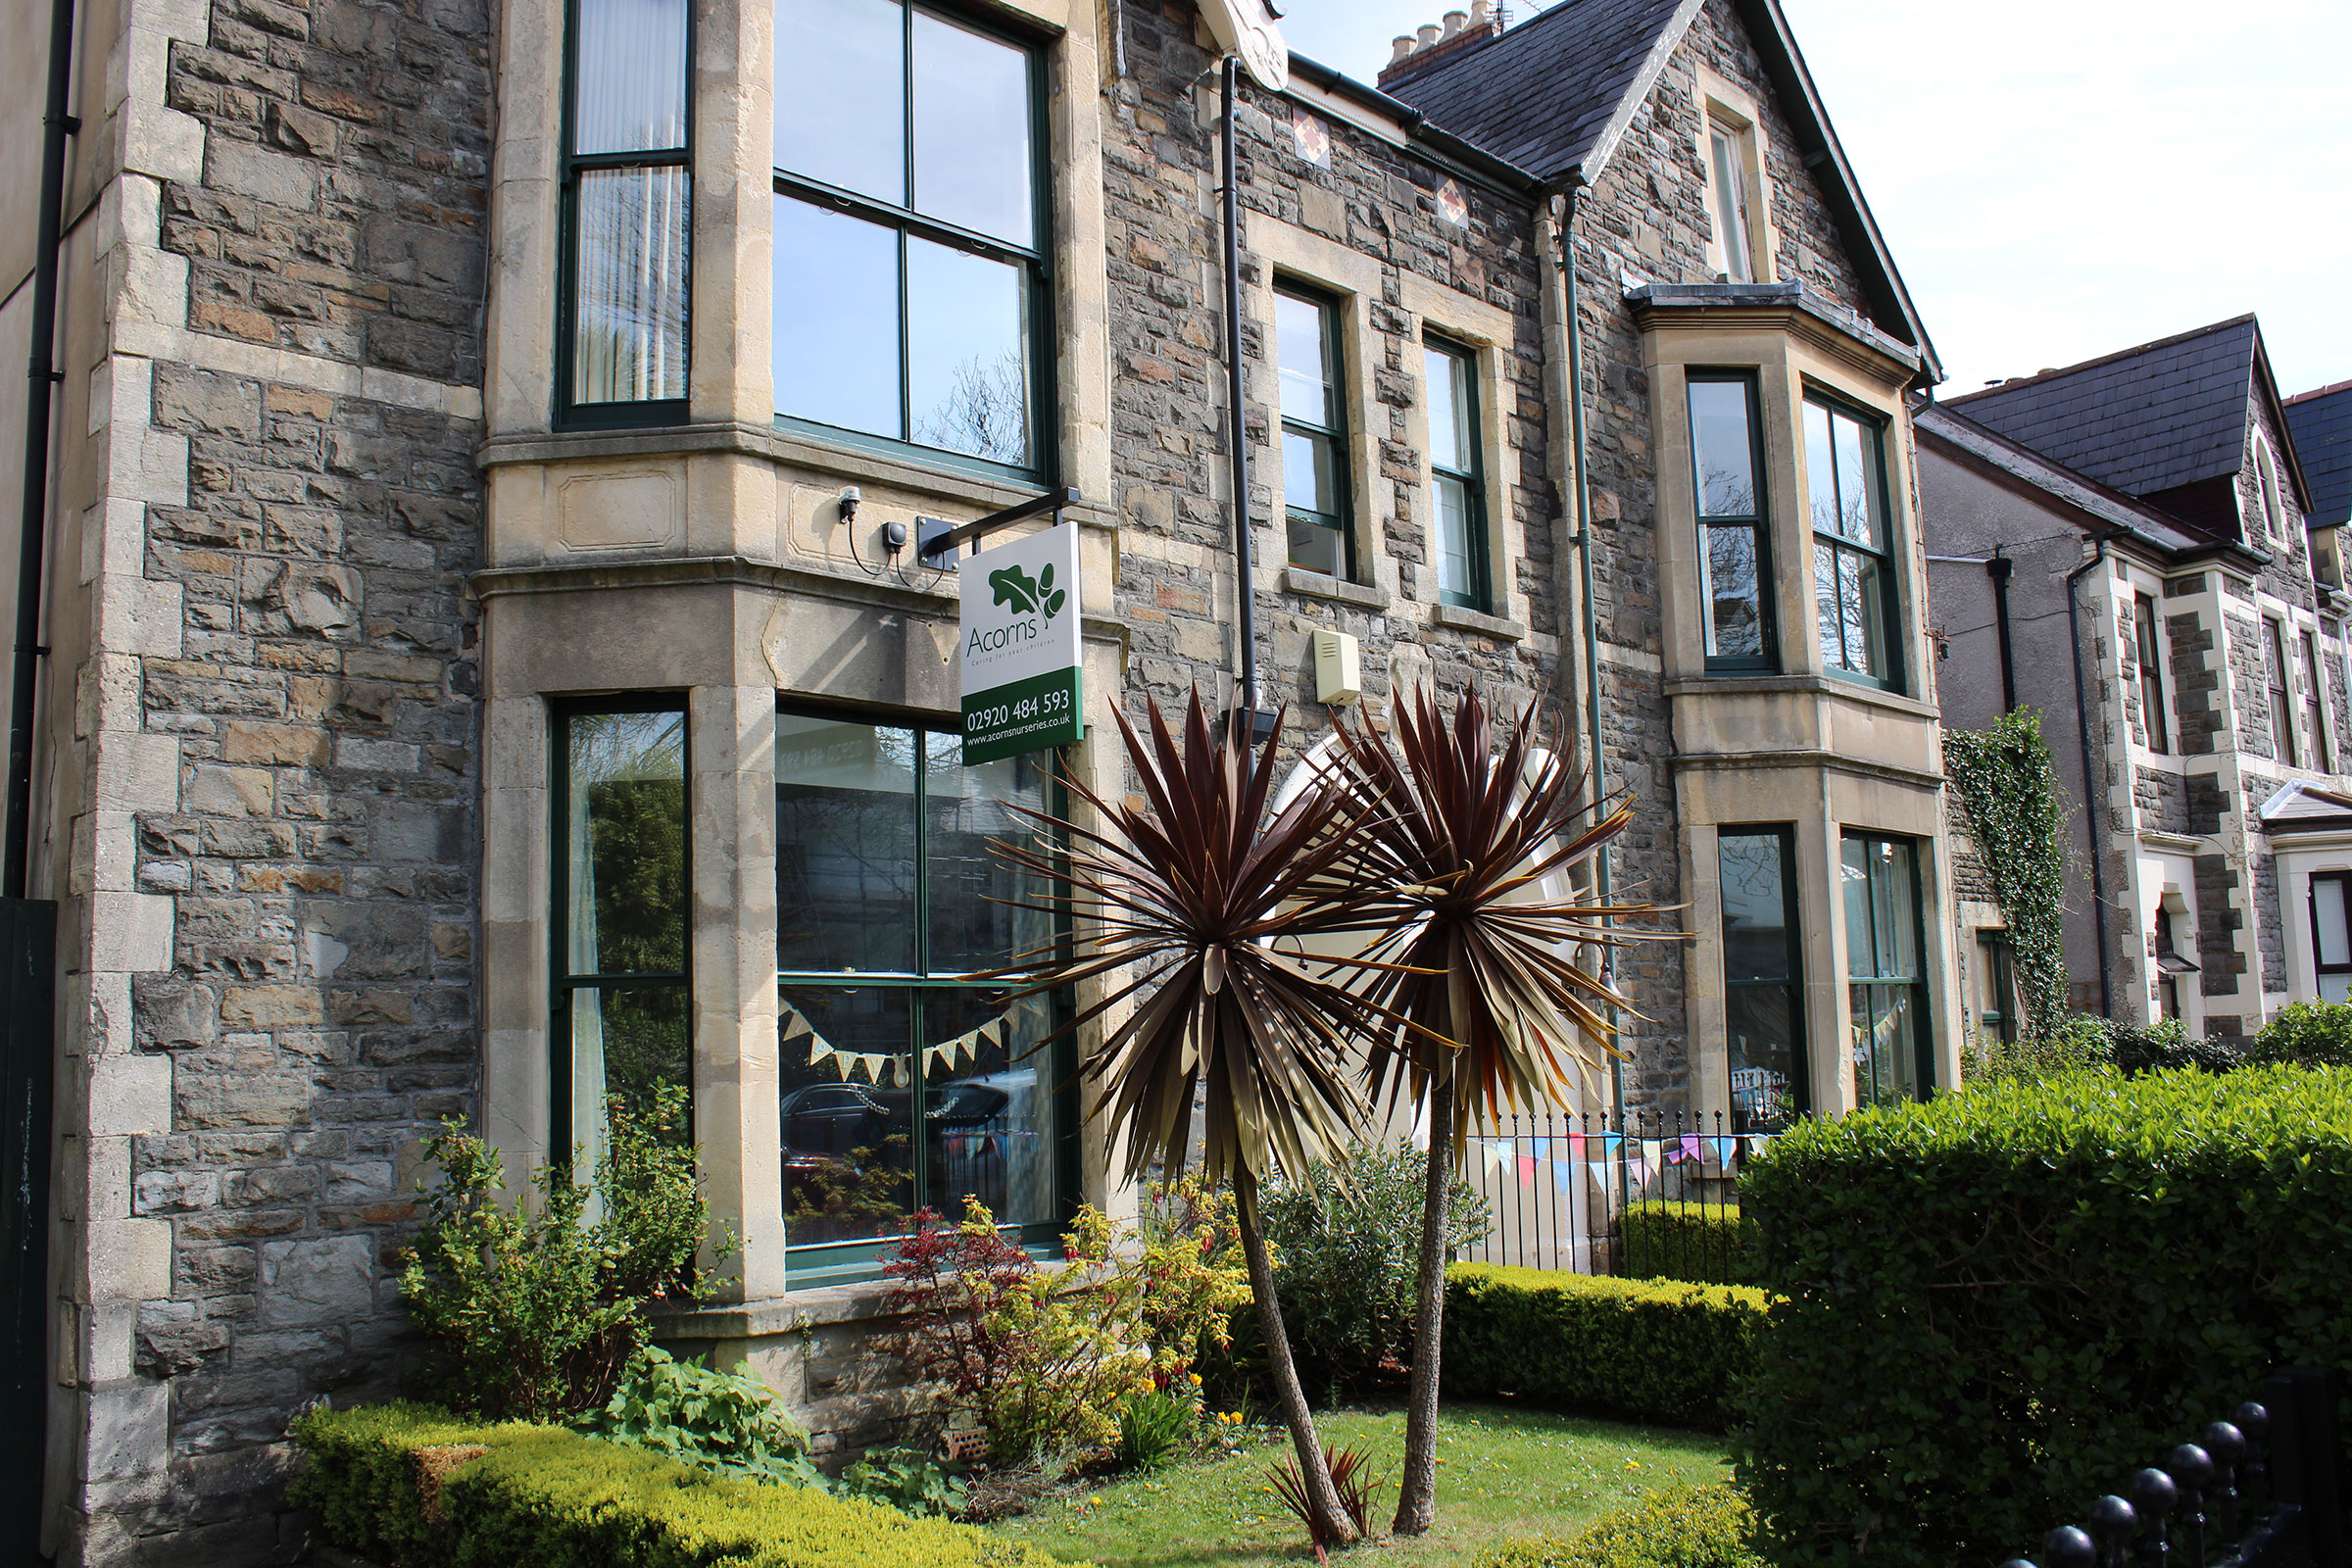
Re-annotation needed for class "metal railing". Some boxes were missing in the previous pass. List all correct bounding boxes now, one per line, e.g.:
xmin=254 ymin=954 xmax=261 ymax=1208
xmin=1456 ymin=1108 xmax=1776 ymax=1281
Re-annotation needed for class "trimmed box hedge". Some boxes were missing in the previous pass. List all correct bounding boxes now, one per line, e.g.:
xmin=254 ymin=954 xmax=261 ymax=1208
xmin=1737 ymin=1066 xmax=2352 ymax=1568
xmin=1476 ymin=1483 xmax=1763 ymax=1568
xmin=1443 ymin=1263 xmax=1766 ymax=1429
xmin=289 ymin=1401 xmax=1071 ymax=1568
xmin=1618 ymin=1201 xmax=1754 ymax=1286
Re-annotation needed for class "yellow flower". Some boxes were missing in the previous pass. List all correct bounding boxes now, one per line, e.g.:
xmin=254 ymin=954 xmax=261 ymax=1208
xmin=1188 ymin=1372 xmax=1203 ymax=1387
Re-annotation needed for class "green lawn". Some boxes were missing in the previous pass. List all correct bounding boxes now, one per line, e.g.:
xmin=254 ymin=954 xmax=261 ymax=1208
xmin=986 ymin=1403 xmax=1730 ymax=1568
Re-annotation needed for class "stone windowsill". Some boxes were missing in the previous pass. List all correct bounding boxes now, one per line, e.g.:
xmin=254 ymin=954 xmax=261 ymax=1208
xmin=1660 ymin=671 xmax=1940 ymax=722
xmin=1432 ymin=603 xmax=1528 ymax=641
xmin=650 ymin=1275 xmax=904 ymax=1342
xmin=1281 ymin=567 xmax=1391 ymax=610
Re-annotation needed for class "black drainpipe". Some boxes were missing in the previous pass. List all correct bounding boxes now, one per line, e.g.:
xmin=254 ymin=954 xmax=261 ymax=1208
xmin=2064 ymin=531 xmax=2127 ymax=1019
xmin=8 ymin=0 xmax=78 ymax=899
xmin=1987 ymin=551 xmax=2017 ymax=713
xmin=1219 ymin=57 xmax=1263 ymax=736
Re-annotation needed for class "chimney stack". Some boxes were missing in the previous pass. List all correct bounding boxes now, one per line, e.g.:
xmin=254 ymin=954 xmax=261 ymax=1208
xmin=1378 ymin=8 xmax=1507 ymax=89
xmin=1442 ymin=9 xmax=1467 ymax=38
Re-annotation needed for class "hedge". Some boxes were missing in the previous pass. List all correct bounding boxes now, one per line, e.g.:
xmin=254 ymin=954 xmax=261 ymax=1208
xmin=1443 ymin=1264 xmax=1766 ymax=1429
xmin=288 ymin=1401 xmax=1071 ymax=1568
xmin=1617 ymin=1201 xmax=1753 ymax=1286
xmin=1477 ymin=1483 xmax=1763 ymax=1568
xmin=1736 ymin=1066 xmax=2352 ymax=1568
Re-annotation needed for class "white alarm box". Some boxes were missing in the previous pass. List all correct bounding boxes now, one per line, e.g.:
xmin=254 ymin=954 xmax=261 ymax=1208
xmin=1314 ymin=628 xmax=1361 ymax=706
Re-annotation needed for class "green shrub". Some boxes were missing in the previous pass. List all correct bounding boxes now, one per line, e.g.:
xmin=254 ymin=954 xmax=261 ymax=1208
xmin=1114 ymin=1387 xmax=1197 ymax=1471
xmin=2252 ymin=1001 xmax=2352 ymax=1066
xmin=1736 ymin=1066 xmax=2352 ymax=1568
xmin=574 ymin=1348 xmax=822 ymax=1490
xmin=399 ymin=1085 xmax=730 ymax=1422
xmin=1441 ymin=1264 xmax=1765 ymax=1429
xmin=2105 ymin=1016 xmax=2246 ymax=1074
xmin=289 ymin=1400 xmax=1071 ymax=1568
xmin=1478 ymin=1483 xmax=1763 ymax=1568
xmin=1617 ymin=1202 xmax=1753 ymax=1286
xmin=1255 ymin=1141 xmax=1489 ymax=1398
xmin=837 ymin=1446 xmax=969 ymax=1519
xmin=1960 ymin=1012 xmax=2116 ymax=1085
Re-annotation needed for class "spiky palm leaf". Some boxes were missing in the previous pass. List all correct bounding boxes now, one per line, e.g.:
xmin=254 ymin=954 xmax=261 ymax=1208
xmin=986 ymin=690 xmax=1422 ymax=1186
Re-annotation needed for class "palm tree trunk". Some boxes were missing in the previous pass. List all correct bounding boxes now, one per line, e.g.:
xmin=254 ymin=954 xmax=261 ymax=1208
xmin=1234 ymin=1164 xmax=1359 ymax=1547
xmin=1391 ymin=1084 xmax=1453 ymax=1534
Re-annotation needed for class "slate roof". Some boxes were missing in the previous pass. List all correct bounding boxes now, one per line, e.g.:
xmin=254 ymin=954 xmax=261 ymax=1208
xmin=1942 ymin=318 xmax=2261 ymax=500
xmin=2286 ymin=380 xmax=2352 ymax=529
xmin=1916 ymin=403 xmax=2216 ymax=559
xmin=1379 ymin=0 xmax=1692 ymax=178
xmin=1379 ymin=0 xmax=1940 ymax=380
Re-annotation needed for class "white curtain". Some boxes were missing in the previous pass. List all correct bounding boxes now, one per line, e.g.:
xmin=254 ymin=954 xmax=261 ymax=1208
xmin=572 ymin=0 xmax=689 ymax=405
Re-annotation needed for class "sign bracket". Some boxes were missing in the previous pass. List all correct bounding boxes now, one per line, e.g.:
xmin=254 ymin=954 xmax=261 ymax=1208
xmin=917 ymin=484 xmax=1081 ymax=563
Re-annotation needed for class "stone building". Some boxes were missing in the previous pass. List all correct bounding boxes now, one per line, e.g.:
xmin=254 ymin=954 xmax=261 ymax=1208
xmin=1 ymin=0 xmax=1953 ymax=1559
xmin=1921 ymin=317 xmax=2351 ymax=1038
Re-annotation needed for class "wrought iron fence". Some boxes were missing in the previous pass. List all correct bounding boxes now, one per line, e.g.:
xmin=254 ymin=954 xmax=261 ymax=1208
xmin=2001 ymin=1368 xmax=2346 ymax=1568
xmin=1455 ymin=1108 xmax=1773 ymax=1281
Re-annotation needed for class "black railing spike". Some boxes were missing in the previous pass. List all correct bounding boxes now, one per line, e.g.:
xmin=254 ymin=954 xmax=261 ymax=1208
xmin=2129 ymin=1467 xmax=2177 ymax=1568
xmin=2231 ymin=1401 xmax=2270 ymax=1513
xmin=2200 ymin=1421 xmax=2244 ymax=1543
xmin=2089 ymin=1494 xmax=2137 ymax=1568
xmin=2166 ymin=1444 xmax=2214 ymax=1567
xmin=2046 ymin=1524 xmax=2098 ymax=1568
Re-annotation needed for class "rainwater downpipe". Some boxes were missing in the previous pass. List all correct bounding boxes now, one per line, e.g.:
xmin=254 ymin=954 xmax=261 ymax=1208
xmin=1987 ymin=552 xmax=2017 ymax=713
xmin=7 ymin=0 xmax=77 ymax=900
xmin=1219 ymin=57 xmax=1261 ymax=729
xmin=1555 ymin=175 xmax=1629 ymax=1140
xmin=2065 ymin=531 xmax=2128 ymax=1019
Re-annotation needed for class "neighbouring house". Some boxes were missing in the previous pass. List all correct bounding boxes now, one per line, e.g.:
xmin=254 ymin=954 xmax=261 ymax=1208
xmin=1 ymin=0 xmax=1952 ymax=1559
xmin=1920 ymin=317 xmax=2350 ymax=1039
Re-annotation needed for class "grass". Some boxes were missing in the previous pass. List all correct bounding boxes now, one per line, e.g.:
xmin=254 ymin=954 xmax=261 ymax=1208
xmin=985 ymin=1402 xmax=1730 ymax=1568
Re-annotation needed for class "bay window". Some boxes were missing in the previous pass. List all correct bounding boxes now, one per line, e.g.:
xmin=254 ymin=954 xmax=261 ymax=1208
xmin=1806 ymin=396 xmax=1898 ymax=687
xmin=774 ymin=709 xmax=1069 ymax=1282
xmin=562 ymin=0 xmax=692 ymax=420
xmin=773 ymin=0 xmax=1050 ymax=477
xmin=2313 ymin=871 xmax=2352 ymax=1004
xmin=1689 ymin=372 xmax=1773 ymax=669
xmin=1425 ymin=336 xmax=1488 ymax=611
xmin=1842 ymin=834 xmax=1930 ymax=1106
xmin=555 ymin=704 xmax=692 ymax=1170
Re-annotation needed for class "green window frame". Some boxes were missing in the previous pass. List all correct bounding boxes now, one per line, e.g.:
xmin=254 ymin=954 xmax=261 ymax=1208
xmin=770 ymin=0 xmax=1056 ymax=485
xmin=2267 ymin=617 xmax=2299 ymax=767
xmin=1719 ymin=827 xmax=1806 ymax=1133
xmin=2303 ymin=628 xmax=2332 ymax=773
xmin=2134 ymin=594 xmax=2170 ymax=754
xmin=773 ymin=705 xmax=1077 ymax=1286
xmin=1805 ymin=393 xmax=1901 ymax=690
xmin=558 ymin=0 xmax=693 ymax=428
xmin=1689 ymin=371 xmax=1775 ymax=671
xmin=1279 ymin=284 xmax=1353 ymax=580
xmin=1425 ymin=334 xmax=1490 ymax=612
xmin=553 ymin=698 xmax=694 ymax=1169
xmin=1841 ymin=833 xmax=1932 ymax=1106
xmin=1975 ymin=928 xmax=2015 ymax=1044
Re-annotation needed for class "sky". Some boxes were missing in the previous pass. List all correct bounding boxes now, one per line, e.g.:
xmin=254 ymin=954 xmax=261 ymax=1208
xmin=1273 ymin=0 xmax=2352 ymax=400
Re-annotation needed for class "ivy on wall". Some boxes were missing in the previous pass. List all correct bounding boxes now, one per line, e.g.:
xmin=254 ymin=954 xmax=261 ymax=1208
xmin=1946 ymin=710 xmax=2071 ymax=1040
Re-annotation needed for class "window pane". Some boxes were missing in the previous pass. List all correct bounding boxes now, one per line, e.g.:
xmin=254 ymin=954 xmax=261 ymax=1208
xmin=1709 ymin=125 xmax=1751 ymax=281
xmin=1703 ymin=523 xmax=1764 ymax=660
xmin=779 ymin=987 xmax=915 ymax=1245
xmin=922 ymin=988 xmax=1054 ymax=1225
xmin=1814 ymin=541 xmax=1842 ymax=669
xmin=1689 ymin=379 xmax=1757 ymax=518
xmin=573 ymin=985 xmax=690 ymax=1128
xmin=1819 ymin=544 xmax=1887 ymax=678
xmin=1805 ymin=401 xmax=1837 ymax=537
xmin=912 ymin=9 xmax=1033 ymax=244
xmin=1719 ymin=833 xmax=1792 ymax=981
xmin=566 ymin=710 xmax=686 ymax=977
xmin=1727 ymin=986 xmax=1799 ymax=1133
xmin=774 ymin=195 xmax=902 ymax=438
xmin=774 ymin=0 xmax=904 ymax=202
xmin=907 ymin=237 xmax=1030 ymax=465
xmin=1435 ymin=473 xmax=1475 ymax=604
xmin=1840 ymin=836 xmax=1871 ymax=977
xmin=2318 ymin=879 xmax=2351 ymax=970
xmin=1850 ymin=983 xmax=1921 ymax=1107
xmin=1289 ymin=513 xmax=1343 ymax=577
xmin=1285 ymin=428 xmax=1336 ymax=516
xmin=1426 ymin=345 xmax=1469 ymax=472
xmin=776 ymin=714 xmax=919 ymax=973
xmin=1834 ymin=409 xmax=1881 ymax=549
xmin=924 ymin=733 xmax=1052 ymax=975
xmin=574 ymin=168 xmax=690 ymax=404
xmin=574 ymin=0 xmax=687 ymax=154
xmin=1278 ymin=294 xmax=1333 ymax=427
xmin=1852 ymin=838 xmax=1919 ymax=979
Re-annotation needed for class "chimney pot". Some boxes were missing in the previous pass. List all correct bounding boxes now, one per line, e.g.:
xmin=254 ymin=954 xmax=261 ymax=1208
xmin=1416 ymin=23 xmax=1440 ymax=47
xmin=1392 ymin=33 xmax=1417 ymax=62
xmin=1443 ymin=10 xmax=1468 ymax=37
xmin=1471 ymin=0 xmax=1492 ymax=23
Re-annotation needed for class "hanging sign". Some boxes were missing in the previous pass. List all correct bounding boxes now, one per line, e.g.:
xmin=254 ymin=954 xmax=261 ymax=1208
xmin=959 ymin=520 xmax=1084 ymax=765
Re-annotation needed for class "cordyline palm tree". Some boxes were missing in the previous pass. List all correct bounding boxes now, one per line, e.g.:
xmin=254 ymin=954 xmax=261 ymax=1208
xmin=989 ymin=691 xmax=1428 ymax=1547
xmin=1326 ymin=685 xmax=1666 ymax=1537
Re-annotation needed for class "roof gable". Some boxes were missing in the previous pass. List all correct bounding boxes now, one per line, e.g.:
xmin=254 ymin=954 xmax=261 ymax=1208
xmin=2286 ymin=381 xmax=2352 ymax=530
xmin=1944 ymin=318 xmax=2263 ymax=501
xmin=1383 ymin=0 xmax=1938 ymax=379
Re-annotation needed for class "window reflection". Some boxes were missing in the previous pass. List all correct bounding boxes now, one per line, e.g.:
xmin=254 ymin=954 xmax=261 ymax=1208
xmin=773 ymin=195 xmax=902 ymax=441
xmin=908 ymin=238 xmax=1030 ymax=466
xmin=1720 ymin=831 xmax=1802 ymax=1133
xmin=774 ymin=0 xmax=905 ymax=202
xmin=912 ymin=9 xmax=1033 ymax=243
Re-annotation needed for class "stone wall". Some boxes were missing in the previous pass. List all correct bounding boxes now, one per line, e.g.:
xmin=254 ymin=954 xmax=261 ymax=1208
xmin=2254 ymin=851 xmax=2285 ymax=996
xmin=2223 ymin=608 xmax=2270 ymax=759
xmin=2195 ymin=851 xmax=2246 ymax=1002
xmin=52 ymin=0 xmax=492 ymax=1558
xmin=2135 ymin=766 xmax=2188 ymax=836
xmin=2166 ymin=590 xmax=2222 ymax=756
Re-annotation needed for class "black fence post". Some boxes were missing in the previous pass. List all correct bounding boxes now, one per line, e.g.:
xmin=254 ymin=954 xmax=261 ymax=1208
xmin=2273 ymin=1368 xmax=2345 ymax=1568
